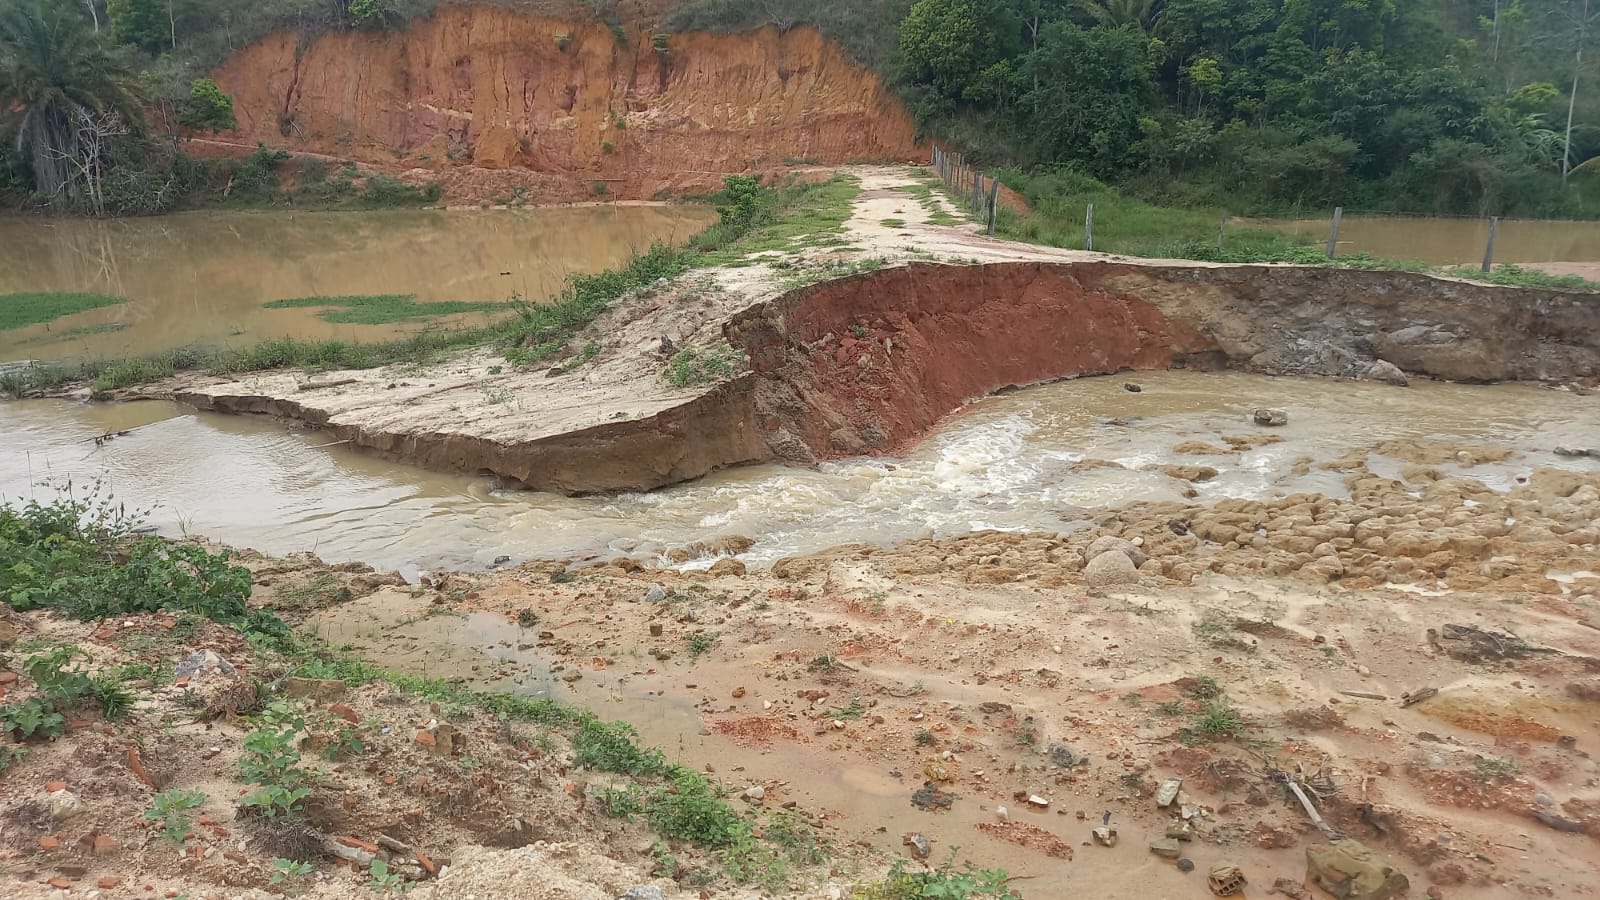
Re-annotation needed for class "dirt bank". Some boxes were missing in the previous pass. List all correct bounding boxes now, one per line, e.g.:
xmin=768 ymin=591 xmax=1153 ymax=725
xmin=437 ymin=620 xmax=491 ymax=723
xmin=731 ymin=261 xmax=1600 ymax=461
xmin=208 ymin=7 xmax=920 ymax=203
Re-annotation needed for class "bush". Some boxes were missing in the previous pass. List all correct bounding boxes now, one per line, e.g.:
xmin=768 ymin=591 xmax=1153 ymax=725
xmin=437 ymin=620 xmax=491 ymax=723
xmin=572 ymin=719 xmax=667 ymax=776
xmin=178 ymin=79 xmax=237 ymax=132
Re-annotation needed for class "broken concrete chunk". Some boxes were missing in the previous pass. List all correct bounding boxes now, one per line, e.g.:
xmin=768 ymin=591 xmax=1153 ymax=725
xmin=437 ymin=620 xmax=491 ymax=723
xmin=1149 ymin=837 xmax=1182 ymax=859
xmin=1092 ymin=826 xmax=1118 ymax=847
xmin=1156 ymin=777 xmax=1182 ymax=807
xmin=1305 ymin=839 xmax=1410 ymax=900
xmin=1166 ymin=821 xmax=1194 ymax=841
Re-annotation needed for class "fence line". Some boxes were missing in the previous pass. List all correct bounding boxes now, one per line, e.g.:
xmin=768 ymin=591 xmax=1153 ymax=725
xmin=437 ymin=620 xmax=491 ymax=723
xmin=931 ymin=146 xmax=1000 ymax=235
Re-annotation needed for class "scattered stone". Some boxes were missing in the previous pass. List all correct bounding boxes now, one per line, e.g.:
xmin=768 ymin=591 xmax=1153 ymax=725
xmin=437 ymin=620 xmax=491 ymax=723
xmin=1124 ymin=382 xmax=1143 ymax=393
xmin=1530 ymin=809 xmax=1587 ymax=833
xmin=1253 ymin=408 xmax=1289 ymax=427
xmin=1084 ymin=550 xmax=1140 ymax=589
xmin=1166 ymin=821 xmax=1193 ymax=841
xmin=37 ymin=835 xmax=60 ymax=850
xmin=911 ymin=782 xmax=955 ymax=811
xmin=1048 ymin=744 xmax=1077 ymax=768
xmin=1306 ymin=839 xmax=1410 ymax=900
xmin=619 ymin=888 xmax=666 ymax=900
xmin=1026 ymin=795 xmax=1049 ymax=809
xmin=283 ymin=677 xmax=347 ymax=702
xmin=1149 ymin=837 xmax=1182 ymax=859
xmin=1554 ymin=446 xmax=1598 ymax=458
xmin=45 ymin=780 xmax=67 ymax=792
xmin=1084 ymin=535 xmax=1149 ymax=568
xmin=1177 ymin=858 xmax=1195 ymax=873
xmin=173 ymin=649 xmax=235 ymax=681
xmin=1209 ymin=864 xmax=1247 ymax=896
xmin=1092 ymin=826 xmax=1117 ymax=847
xmin=903 ymin=833 xmax=933 ymax=860
xmin=994 ymin=806 xmax=1009 ymax=821
xmin=742 ymin=786 xmax=766 ymax=803
xmin=47 ymin=790 xmax=84 ymax=821
xmin=1270 ymin=877 xmax=1309 ymax=898
xmin=731 ymin=686 xmax=746 ymax=699
xmin=649 ymin=624 xmax=663 ymax=637
xmin=329 ymin=839 xmax=376 ymax=867
xmin=97 ymin=877 xmax=121 ymax=889
xmin=90 ymin=834 xmax=119 ymax=855
xmin=643 ymin=585 xmax=668 ymax=603
xmin=707 ymin=558 xmax=747 ymax=577
xmin=329 ymin=703 xmax=360 ymax=724
xmin=1364 ymin=360 xmax=1409 ymax=386
xmin=1156 ymin=778 xmax=1183 ymax=807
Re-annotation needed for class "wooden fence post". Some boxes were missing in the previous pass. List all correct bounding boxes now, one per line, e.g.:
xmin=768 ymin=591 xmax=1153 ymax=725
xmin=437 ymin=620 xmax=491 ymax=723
xmin=1085 ymin=203 xmax=1094 ymax=251
xmin=1325 ymin=207 xmax=1343 ymax=258
xmin=987 ymin=177 xmax=1000 ymax=235
xmin=1482 ymin=216 xmax=1499 ymax=273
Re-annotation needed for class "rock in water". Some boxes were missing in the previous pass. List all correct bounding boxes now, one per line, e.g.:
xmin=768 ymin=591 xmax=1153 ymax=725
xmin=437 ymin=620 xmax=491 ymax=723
xmin=1364 ymin=359 xmax=1409 ymax=386
xmin=1305 ymin=839 xmax=1410 ymax=900
xmin=1252 ymin=407 xmax=1289 ymax=427
xmin=1124 ymin=382 xmax=1143 ymax=392
xmin=1084 ymin=551 xmax=1140 ymax=589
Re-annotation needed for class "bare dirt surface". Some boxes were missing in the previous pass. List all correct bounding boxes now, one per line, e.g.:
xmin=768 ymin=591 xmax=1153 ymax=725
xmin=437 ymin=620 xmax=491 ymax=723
xmin=286 ymin=437 xmax=1600 ymax=899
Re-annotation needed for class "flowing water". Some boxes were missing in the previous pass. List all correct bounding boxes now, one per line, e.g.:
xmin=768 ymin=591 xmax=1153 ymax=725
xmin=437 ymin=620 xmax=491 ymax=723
xmin=1257 ymin=214 xmax=1600 ymax=266
xmin=2 ymin=371 xmax=1594 ymax=577
xmin=0 ymin=205 xmax=715 ymax=363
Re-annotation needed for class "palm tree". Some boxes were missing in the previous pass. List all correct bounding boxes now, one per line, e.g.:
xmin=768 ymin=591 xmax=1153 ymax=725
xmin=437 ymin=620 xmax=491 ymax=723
xmin=0 ymin=0 xmax=144 ymax=206
xmin=1073 ymin=0 xmax=1165 ymax=34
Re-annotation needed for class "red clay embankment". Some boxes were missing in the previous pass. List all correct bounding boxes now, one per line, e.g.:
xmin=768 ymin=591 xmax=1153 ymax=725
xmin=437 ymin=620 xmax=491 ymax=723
xmin=209 ymin=7 xmax=921 ymax=201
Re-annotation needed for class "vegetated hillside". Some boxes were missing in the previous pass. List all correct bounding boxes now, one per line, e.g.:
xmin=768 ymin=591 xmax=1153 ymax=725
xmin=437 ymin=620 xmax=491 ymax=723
xmin=671 ymin=1 xmax=1600 ymax=218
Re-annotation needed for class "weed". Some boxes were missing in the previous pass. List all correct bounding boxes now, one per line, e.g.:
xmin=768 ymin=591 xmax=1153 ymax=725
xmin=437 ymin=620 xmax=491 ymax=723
xmin=1 ymin=698 xmax=65 ymax=741
xmin=879 ymin=218 xmax=906 ymax=228
xmin=827 ymin=697 xmax=865 ymax=720
xmin=1473 ymin=755 xmax=1519 ymax=780
xmin=686 ymin=632 xmax=716 ymax=658
xmin=914 ymin=729 xmax=935 ymax=746
xmin=276 ymin=573 xmax=351 ymax=610
xmin=1185 ymin=676 xmax=1223 ymax=699
xmin=1193 ymin=610 xmax=1255 ymax=653
xmin=1122 ymin=692 xmax=1143 ymax=707
xmin=572 ymin=719 xmax=667 ymax=776
xmin=596 ymin=783 xmax=644 ymax=819
xmin=645 ymin=769 xmax=744 ymax=847
xmin=592 ymin=180 xmax=608 ymax=196
xmin=239 ymin=700 xmax=315 ymax=817
xmin=0 ymin=292 xmax=128 ymax=331
xmin=1156 ymin=700 xmax=1186 ymax=717
xmin=549 ymin=570 xmax=575 ymax=584
xmin=809 ymin=653 xmax=837 ymax=670
xmin=853 ymin=852 xmax=1020 ymax=899
xmin=0 ymin=745 xmax=26 ymax=772
xmin=322 ymin=726 xmax=365 ymax=761
xmin=368 ymin=858 xmax=408 ymax=892
xmin=649 ymin=841 xmax=680 ymax=879
xmin=1180 ymin=698 xmax=1247 ymax=745
xmin=144 ymin=788 xmax=207 ymax=843
xmin=264 ymin=295 xmax=503 ymax=326
xmin=663 ymin=345 xmax=745 ymax=388
xmin=561 ymin=340 xmax=602 ymax=372
xmin=269 ymin=858 xmax=314 ymax=885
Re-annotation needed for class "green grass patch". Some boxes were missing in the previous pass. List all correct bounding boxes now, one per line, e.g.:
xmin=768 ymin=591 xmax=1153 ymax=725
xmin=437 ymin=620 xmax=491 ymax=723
xmin=693 ymin=174 xmax=860 ymax=265
xmin=880 ymin=218 xmax=906 ymax=228
xmin=262 ymin=295 xmax=506 ymax=325
xmin=0 ymin=292 xmax=128 ymax=332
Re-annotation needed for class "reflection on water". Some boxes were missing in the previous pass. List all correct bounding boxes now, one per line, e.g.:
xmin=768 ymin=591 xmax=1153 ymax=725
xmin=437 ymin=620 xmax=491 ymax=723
xmin=0 ymin=205 xmax=715 ymax=362
xmin=2 ymin=372 xmax=1594 ymax=576
xmin=1257 ymin=215 xmax=1600 ymax=266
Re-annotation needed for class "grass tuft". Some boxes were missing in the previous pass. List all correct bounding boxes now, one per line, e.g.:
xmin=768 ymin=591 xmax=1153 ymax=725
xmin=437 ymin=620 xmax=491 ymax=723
xmin=263 ymin=294 xmax=506 ymax=325
xmin=1 ymin=292 xmax=128 ymax=332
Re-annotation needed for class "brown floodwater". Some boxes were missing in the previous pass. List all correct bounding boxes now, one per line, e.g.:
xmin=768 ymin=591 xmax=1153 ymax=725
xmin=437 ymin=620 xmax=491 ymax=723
xmin=1 ymin=371 xmax=1594 ymax=578
xmin=0 ymin=204 xmax=715 ymax=363
xmin=1258 ymin=214 xmax=1600 ymax=266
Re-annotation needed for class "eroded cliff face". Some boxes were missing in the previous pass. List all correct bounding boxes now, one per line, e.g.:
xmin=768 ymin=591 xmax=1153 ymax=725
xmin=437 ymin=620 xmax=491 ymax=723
xmin=211 ymin=7 xmax=921 ymax=200
xmin=728 ymin=262 xmax=1600 ymax=462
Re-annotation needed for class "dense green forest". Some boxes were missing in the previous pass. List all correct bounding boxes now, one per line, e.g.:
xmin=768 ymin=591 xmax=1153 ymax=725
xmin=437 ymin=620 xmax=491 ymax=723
xmin=3 ymin=0 xmax=1600 ymax=218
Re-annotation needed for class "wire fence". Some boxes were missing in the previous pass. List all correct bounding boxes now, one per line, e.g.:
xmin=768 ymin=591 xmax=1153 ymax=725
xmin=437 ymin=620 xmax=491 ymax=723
xmin=931 ymin=146 xmax=1001 ymax=236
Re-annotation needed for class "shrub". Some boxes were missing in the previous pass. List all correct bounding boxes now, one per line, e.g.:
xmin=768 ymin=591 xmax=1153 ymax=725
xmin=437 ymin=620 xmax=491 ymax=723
xmin=572 ymin=719 xmax=667 ymax=776
xmin=178 ymin=79 xmax=237 ymax=132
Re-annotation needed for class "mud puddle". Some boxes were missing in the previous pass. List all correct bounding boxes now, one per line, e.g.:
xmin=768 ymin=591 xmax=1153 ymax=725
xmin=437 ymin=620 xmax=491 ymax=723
xmin=0 ymin=205 xmax=713 ymax=362
xmin=2 ymin=371 xmax=1595 ymax=575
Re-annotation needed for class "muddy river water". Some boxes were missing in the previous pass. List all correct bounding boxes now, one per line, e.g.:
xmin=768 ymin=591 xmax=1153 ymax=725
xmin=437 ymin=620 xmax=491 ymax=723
xmin=0 ymin=205 xmax=714 ymax=363
xmin=2 ymin=371 xmax=1595 ymax=577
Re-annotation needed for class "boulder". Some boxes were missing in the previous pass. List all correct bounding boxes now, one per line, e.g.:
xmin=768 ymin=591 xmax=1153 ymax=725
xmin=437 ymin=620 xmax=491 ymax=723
xmin=1084 ymin=551 xmax=1140 ymax=589
xmin=707 ymin=558 xmax=747 ymax=577
xmin=1305 ymin=839 xmax=1410 ymax=900
xmin=1084 ymin=536 xmax=1148 ymax=568
xmin=1253 ymin=408 xmax=1289 ymax=427
xmin=1364 ymin=360 xmax=1410 ymax=386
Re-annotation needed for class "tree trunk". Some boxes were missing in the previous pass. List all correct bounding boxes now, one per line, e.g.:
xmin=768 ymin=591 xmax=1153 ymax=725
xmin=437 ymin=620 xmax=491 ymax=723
xmin=1565 ymin=2 xmax=1588 ymax=183
xmin=86 ymin=0 xmax=99 ymax=31
xmin=169 ymin=0 xmax=177 ymax=50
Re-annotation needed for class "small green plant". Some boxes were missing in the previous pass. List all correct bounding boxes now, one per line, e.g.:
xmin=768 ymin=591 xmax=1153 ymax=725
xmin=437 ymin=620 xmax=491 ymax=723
xmin=269 ymin=858 xmax=314 ymax=885
xmin=601 ymin=139 xmax=616 ymax=154
xmin=572 ymin=719 xmax=667 ymax=776
xmin=1122 ymin=691 xmax=1143 ymax=707
xmin=913 ymin=729 xmax=935 ymax=746
xmin=652 ymin=33 xmax=669 ymax=53
xmin=610 ymin=22 xmax=627 ymax=44
xmin=614 ymin=115 xmax=627 ymax=129
xmin=663 ymin=346 xmax=744 ymax=388
xmin=809 ymin=653 xmax=837 ymax=670
xmin=553 ymin=32 xmax=571 ymax=50
xmin=1474 ymin=755 xmax=1519 ymax=780
xmin=0 ymin=744 xmax=26 ymax=772
xmin=850 ymin=323 xmax=869 ymax=338
xmin=880 ymin=218 xmax=906 ymax=228
xmin=323 ymin=726 xmax=365 ymax=761
xmin=827 ymin=697 xmax=865 ymax=720
xmin=645 ymin=769 xmax=744 ymax=847
xmin=854 ymin=851 xmax=1021 ymax=899
xmin=241 ymin=784 xmax=313 ymax=818
xmin=592 ymin=180 xmax=608 ymax=196
xmin=596 ymin=783 xmax=644 ymax=819
xmin=487 ymin=365 xmax=503 ymax=375
xmin=1180 ymin=697 xmax=1247 ymax=745
xmin=144 ymin=788 xmax=207 ymax=843
xmin=0 ymin=697 xmax=66 ymax=740
xmin=368 ymin=858 xmax=408 ymax=892
xmin=649 ymin=841 xmax=679 ymax=879
xmin=687 ymin=632 xmax=716 ymax=658
xmin=1156 ymin=700 xmax=1186 ymax=717
xmin=239 ymin=700 xmax=314 ymax=816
